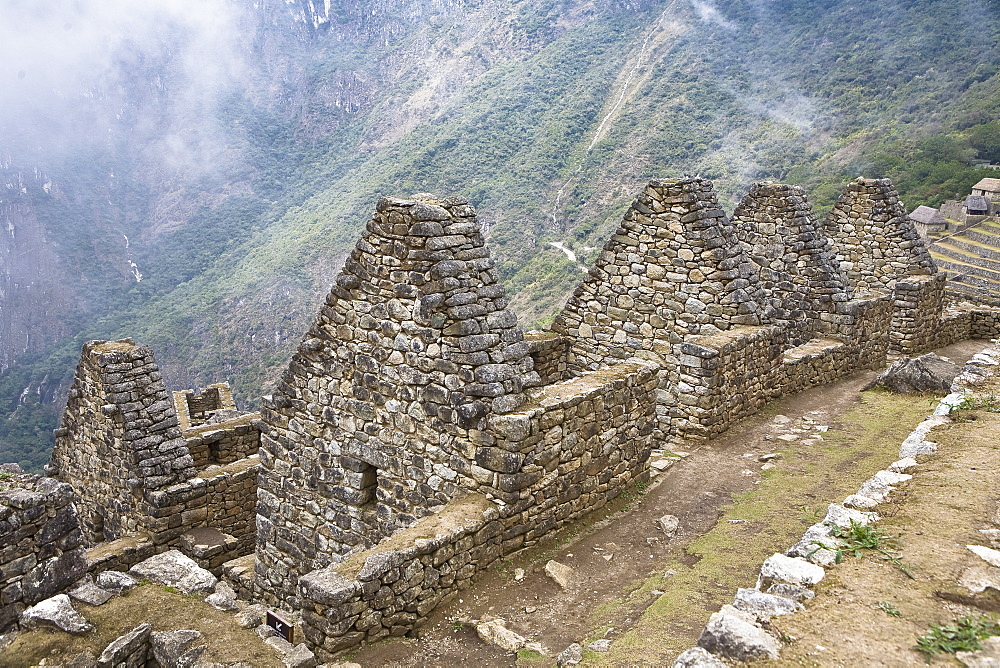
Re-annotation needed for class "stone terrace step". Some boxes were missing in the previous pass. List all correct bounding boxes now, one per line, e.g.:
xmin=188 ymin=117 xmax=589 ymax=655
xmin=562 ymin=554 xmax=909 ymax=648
xmin=941 ymin=236 xmax=1000 ymax=259
xmin=965 ymin=226 xmax=1000 ymax=247
xmin=931 ymin=252 xmax=1000 ymax=285
xmin=944 ymin=280 xmax=1000 ymax=305
xmin=932 ymin=242 xmax=1000 ymax=275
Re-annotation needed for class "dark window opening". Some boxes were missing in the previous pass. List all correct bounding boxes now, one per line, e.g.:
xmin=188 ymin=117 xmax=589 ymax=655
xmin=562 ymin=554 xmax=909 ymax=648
xmin=341 ymin=456 xmax=378 ymax=507
xmin=186 ymin=387 xmax=223 ymax=426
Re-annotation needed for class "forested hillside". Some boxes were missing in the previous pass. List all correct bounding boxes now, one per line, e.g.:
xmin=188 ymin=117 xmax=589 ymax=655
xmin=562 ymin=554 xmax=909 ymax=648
xmin=3 ymin=0 xmax=1000 ymax=470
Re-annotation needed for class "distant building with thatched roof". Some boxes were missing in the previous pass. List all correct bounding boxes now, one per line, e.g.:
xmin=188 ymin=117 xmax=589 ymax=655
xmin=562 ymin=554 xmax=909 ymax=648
xmin=965 ymin=195 xmax=990 ymax=217
xmin=908 ymin=205 xmax=948 ymax=239
xmin=972 ymin=178 xmax=1000 ymax=201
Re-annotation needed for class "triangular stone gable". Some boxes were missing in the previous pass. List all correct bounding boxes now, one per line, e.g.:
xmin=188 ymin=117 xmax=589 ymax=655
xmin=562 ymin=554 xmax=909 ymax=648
xmin=824 ymin=177 xmax=936 ymax=294
xmin=257 ymin=195 xmax=535 ymax=598
xmin=551 ymin=177 xmax=757 ymax=372
xmin=732 ymin=182 xmax=852 ymax=342
xmin=50 ymin=339 xmax=193 ymax=543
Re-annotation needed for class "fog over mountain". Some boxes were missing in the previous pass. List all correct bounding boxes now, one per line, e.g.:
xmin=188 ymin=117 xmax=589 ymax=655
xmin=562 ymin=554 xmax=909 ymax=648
xmin=2 ymin=0 xmax=999 ymax=470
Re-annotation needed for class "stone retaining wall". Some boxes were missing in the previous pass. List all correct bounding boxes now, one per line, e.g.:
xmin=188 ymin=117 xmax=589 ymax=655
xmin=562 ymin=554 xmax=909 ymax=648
xmin=0 ymin=470 xmax=88 ymax=631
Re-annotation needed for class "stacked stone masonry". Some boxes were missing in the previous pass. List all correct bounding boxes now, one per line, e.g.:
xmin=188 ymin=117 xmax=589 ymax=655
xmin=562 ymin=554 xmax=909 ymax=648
xmin=45 ymin=339 xmax=260 ymax=577
xmin=0 ymin=469 xmax=88 ymax=631
xmin=731 ymin=182 xmax=853 ymax=344
xmin=11 ymin=176 xmax=1000 ymax=657
xmin=183 ymin=413 xmax=261 ymax=470
xmin=173 ymin=383 xmax=237 ymax=431
xmin=49 ymin=339 xmax=197 ymax=544
xmin=824 ymin=177 xmax=937 ymax=294
xmin=294 ymin=352 xmax=658 ymax=659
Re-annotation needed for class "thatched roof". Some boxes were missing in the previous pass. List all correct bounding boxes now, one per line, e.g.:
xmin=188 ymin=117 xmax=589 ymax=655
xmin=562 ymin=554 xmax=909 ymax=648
xmin=908 ymin=205 xmax=945 ymax=225
xmin=965 ymin=195 xmax=990 ymax=213
xmin=973 ymin=177 xmax=1000 ymax=194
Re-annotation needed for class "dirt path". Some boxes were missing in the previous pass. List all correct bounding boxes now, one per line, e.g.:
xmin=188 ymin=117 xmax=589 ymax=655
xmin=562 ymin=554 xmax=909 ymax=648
xmin=764 ymin=356 xmax=1000 ymax=667
xmin=347 ymin=340 xmax=986 ymax=667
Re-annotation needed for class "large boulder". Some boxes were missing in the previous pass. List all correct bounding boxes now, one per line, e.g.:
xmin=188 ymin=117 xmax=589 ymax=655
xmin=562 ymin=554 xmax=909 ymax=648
xmin=130 ymin=550 xmax=217 ymax=594
xmin=864 ymin=353 xmax=959 ymax=393
xmin=20 ymin=594 xmax=94 ymax=634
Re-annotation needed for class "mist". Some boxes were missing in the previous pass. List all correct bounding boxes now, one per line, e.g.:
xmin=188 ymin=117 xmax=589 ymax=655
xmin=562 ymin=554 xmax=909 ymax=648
xmin=0 ymin=0 xmax=257 ymax=175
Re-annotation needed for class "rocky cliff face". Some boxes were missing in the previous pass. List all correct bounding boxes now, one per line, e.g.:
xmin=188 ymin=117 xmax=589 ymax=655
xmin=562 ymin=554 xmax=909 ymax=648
xmin=0 ymin=168 xmax=70 ymax=374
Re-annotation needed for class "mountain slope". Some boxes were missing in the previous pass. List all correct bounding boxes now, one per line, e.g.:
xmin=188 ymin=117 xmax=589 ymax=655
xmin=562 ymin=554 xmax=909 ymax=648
xmin=3 ymin=0 xmax=1000 ymax=469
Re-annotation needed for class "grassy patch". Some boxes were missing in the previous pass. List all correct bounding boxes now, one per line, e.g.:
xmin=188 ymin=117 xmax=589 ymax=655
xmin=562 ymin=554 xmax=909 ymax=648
xmin=914 ymin=615 xmax=1000 ymax=662
xmin=592 ymin=389 xmax=936 ymax=666
xmin=812 ymin=520 xmax=916 ymax=579
xmin=876 ymin=601 xmax=903 ymax=618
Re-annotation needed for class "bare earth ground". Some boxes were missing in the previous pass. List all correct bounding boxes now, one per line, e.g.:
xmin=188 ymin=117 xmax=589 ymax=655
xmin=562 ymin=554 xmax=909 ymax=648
xmin=764 ymin=364 xmax=1000 ymax=667
xmin=348 ymin=340 xmax=987 ymax=667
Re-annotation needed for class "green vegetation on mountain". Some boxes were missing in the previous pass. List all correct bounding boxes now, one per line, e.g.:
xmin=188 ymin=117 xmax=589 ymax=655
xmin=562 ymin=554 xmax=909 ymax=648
xmin=3 ymin=0 xmax=1000 ymax=470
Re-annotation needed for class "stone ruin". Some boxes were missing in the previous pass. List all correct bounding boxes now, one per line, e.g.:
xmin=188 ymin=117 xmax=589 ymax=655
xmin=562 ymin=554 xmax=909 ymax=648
xmin=45 ymin=339 xmax=261 ymax=570
xmin=5 ymin=176 xmax=1000 ymax=662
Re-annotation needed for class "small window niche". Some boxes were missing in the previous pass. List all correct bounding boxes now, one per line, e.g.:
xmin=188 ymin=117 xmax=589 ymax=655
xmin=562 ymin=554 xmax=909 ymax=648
xmin=341 ymin=456 xmax=378 ymax=507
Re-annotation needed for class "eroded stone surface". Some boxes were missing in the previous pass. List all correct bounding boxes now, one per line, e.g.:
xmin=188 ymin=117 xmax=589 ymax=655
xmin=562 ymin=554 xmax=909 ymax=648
xmin=697 ymin=610 xmax=780 ymax=661
xmin=20 ymin=594 xmax=93 ymax=634
xmin=758 ymin=553 xmax=825 ymax=589
xmin=130 ymin=550 xmax=217 ymax=594
xmin=732 ymin=588 xmax=803 ymax=621
xmin=476 ymin=618 xmax=526 ymax=652
xmin=545 ymin=560 xmax=575 ymax=589
xmin=672 ymin=647 xmax=727 ymax=667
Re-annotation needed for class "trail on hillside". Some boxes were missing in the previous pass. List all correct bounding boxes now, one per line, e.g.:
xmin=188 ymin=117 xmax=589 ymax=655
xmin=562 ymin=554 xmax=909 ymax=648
xmin=547 ymin=1 xmax=681 ymax=235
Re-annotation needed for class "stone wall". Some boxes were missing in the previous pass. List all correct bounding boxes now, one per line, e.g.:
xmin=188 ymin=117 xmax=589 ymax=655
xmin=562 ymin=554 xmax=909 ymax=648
xmin=145 ymin=457 xmax=260 ymax=551
xmin=971 ymin=309 xmax=1000 ymax=338
xmin=49 ymin=339 xmax=196 ymax=544
xmin=294 ymin=353 xmax=658 ymax=659
xmin=0 ymin=468 xmax=87 ymax=631
xmin=731 ymin=182 xmax=852 ymax=343
xmin=297 ymin=495 xmax=499 ymax=657
xmin=20 ymin=174 xmax=1000 ymax=658
xmin=824 ymin=177 xmax=937 ymax=294
xmin=45 ymin=339 xmax=260 ymax=577
xmin=523 ymin=331 xmax=570 ymax=385
xmin=184 ymin=414 xmax=261 ymax=469
xmin=666 ymin=294 xmax=892 ymax=442
xmin=256 ymin=194 xmax=539 ymax=607
xmin=890 ymin=274 xmax=947 ymax=355
xmin=486 ymin=360 xmax=657 ymax=548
